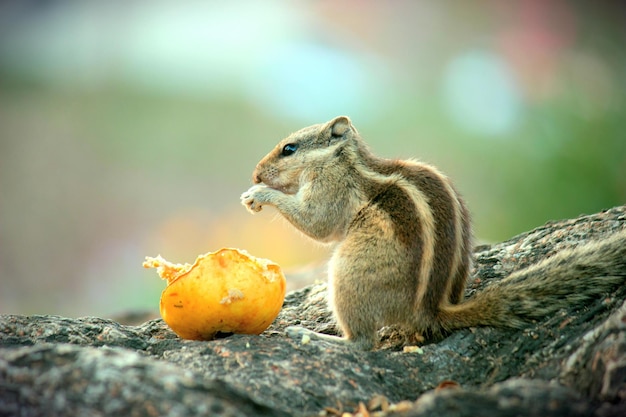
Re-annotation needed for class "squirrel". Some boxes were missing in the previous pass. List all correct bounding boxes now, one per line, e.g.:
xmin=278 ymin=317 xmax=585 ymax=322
xmin=241 ymin=115 xmax=626 ymax=351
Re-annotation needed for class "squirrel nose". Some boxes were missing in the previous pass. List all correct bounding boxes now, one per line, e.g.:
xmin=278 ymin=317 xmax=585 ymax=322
xmin=252 ymin=170 xmax=262 ymax=184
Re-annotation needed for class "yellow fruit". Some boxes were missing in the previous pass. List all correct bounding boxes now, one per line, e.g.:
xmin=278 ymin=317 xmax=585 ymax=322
xmin=143 ymin=249 xmax=286 ymax=340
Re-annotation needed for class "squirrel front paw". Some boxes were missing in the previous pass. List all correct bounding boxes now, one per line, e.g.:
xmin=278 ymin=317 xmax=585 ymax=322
xmin=241 ymin=184 xmax=272 ymax=213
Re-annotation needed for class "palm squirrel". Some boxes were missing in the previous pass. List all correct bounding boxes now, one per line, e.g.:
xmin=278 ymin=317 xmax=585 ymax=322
xmin=241 ymin=115 xmax=626 ymax=350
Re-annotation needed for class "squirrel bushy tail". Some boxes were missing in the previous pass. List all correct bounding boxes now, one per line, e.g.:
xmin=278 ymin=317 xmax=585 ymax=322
xmin=439 ymin=230 xmax=626 ymax=331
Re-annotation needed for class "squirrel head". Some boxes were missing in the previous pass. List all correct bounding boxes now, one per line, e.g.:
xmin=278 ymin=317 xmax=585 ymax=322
xmin=252 ymin=116 xmax=359 ymax=194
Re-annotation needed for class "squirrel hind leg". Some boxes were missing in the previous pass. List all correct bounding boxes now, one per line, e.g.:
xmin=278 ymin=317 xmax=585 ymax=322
xmin=285 ymin=326 xmax=377 ymax=351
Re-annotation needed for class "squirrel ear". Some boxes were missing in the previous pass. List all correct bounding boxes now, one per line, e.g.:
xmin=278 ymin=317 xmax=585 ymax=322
xmin=328 ymin=116 xmax=353 ymax=140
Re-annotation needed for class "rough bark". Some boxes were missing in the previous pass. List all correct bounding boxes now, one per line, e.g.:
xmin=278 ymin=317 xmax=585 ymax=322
xmin=1 ymin=205 xmax=625 ymax=417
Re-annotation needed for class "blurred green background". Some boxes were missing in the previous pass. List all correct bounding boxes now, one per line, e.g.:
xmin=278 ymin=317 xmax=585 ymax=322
xmin=0 ymin=1 xmax=624 ymax=318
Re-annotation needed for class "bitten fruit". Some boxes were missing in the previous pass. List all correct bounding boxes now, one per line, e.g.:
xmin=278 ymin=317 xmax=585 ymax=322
xmin=143 ymin=248 xmax=286 ymax=340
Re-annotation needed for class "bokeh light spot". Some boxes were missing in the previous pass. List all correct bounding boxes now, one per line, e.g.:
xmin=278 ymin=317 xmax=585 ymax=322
xmin=443 ymin=50 xmax=522 ymax=137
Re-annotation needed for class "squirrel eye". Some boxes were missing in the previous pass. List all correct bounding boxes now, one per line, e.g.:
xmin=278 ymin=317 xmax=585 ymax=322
xmin=281 ymin=143 xmax=298 ymax=157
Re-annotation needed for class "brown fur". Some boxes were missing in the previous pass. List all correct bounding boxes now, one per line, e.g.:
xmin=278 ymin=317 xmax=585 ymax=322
xmin=241 ymin=116 xmax=626 ymax=350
